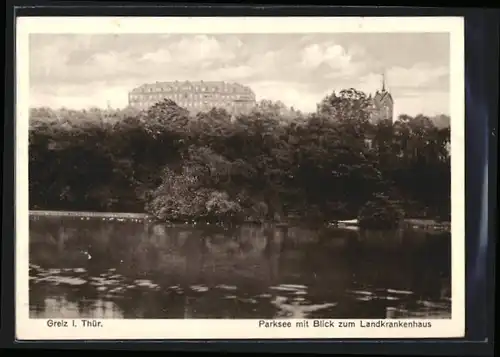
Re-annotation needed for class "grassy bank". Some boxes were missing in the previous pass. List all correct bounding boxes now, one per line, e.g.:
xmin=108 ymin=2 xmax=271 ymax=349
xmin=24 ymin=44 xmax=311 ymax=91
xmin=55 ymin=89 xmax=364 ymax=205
xmin=29 ymin=210 xmax=451 ymax=232
xmin=29 ymin=210 xmax=151 ymax=219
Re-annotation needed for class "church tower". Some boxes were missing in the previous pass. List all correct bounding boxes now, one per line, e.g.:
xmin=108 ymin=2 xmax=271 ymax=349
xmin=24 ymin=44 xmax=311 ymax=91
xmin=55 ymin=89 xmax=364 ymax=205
xmin=369 ymin=72 xmax=394 ymax=123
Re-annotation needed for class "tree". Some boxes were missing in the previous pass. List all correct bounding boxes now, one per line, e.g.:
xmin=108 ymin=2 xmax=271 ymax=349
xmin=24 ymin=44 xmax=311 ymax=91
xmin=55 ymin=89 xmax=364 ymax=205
xmin=358 ymin=194 xmax=405 ymax=230
xmin=317 ymin=88 xmax=372 ymax=124
xmin=28 ymin=87 xmax=450 ymax=223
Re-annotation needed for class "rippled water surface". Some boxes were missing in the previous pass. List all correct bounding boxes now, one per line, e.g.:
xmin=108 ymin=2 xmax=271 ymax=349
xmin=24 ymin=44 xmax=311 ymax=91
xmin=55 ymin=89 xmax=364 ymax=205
xmin=29 ymin=216 xmax=451 ymax=319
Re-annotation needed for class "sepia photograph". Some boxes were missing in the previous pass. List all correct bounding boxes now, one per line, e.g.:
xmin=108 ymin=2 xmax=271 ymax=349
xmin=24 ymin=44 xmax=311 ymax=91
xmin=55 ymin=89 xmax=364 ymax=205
xmin=16 ymin=16 xmax=465 ymax=340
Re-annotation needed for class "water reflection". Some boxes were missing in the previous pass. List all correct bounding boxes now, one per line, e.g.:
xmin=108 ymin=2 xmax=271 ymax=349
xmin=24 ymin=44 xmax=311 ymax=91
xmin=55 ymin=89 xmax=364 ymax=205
xmin=29 ymin=217 xmax=451 ymax=319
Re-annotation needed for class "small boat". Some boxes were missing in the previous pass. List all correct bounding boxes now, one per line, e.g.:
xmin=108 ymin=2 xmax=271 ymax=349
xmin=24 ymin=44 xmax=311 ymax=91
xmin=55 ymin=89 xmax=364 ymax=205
xmin=335 ymin=219 xmax=359 ymax=228
xmin=338 ymin=219 xmax=359 ymax=225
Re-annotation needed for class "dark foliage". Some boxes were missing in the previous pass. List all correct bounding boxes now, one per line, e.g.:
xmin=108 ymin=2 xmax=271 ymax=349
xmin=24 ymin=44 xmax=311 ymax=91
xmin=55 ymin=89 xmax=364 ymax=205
xmin=358 ymin=194 xmax=405 ymax=229
xmin=29 ymin=90 xmax=451 ymax=225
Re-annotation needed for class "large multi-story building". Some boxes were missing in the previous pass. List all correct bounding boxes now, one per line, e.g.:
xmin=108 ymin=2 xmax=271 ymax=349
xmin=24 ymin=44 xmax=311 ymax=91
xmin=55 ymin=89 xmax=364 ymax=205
xmin=368 ymin=75 xmax=394 ymax=123
xmin=128 ymin=80 xmax=257 ymax=116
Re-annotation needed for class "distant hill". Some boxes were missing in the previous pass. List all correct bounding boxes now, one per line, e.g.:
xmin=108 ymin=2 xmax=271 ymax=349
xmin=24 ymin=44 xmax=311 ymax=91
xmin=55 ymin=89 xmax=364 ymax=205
xmin=431 ymin=114 xmax=451 ymax=129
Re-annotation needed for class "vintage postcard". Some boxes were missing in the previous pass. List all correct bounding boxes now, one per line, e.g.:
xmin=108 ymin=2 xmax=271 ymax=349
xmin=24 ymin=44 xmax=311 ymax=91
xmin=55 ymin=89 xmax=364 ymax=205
xmin=16 ymin=16 xmax=465 ymax=340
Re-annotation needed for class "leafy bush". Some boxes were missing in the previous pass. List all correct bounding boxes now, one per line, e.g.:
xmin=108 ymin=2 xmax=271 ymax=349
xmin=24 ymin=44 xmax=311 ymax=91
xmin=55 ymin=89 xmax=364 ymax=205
xmin=358 ymin=194 xmax=405 ymax=230
xmin=205 ymin=191 xmax=242 ymax=221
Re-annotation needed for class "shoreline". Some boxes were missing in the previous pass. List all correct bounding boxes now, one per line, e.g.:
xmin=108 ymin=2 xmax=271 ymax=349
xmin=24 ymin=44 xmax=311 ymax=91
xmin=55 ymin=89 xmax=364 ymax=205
xmin=29 ymin=210 xmax=151 ymax=219
xmin=29 ymin=210 xmax=451 ymax=231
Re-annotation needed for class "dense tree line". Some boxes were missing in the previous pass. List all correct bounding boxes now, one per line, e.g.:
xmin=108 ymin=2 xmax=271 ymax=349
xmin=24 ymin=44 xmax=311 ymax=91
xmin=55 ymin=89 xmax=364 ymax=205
xmin=29 ymin=89 xmax=451 ymax=226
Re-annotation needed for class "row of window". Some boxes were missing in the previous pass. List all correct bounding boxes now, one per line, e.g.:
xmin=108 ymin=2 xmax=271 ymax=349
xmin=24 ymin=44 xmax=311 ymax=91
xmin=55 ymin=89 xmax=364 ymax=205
xmin=132 ymin=100 xmax=254 ymax=109
xmin=130 ymin=93 xmax=255 ymax=101
xmin=137 ymin=85 xmax=250 ymax=94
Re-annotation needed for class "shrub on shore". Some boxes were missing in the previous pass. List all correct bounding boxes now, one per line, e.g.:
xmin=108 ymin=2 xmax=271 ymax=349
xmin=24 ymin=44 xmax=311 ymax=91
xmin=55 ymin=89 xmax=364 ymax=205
xmin=358 ymin=194 xmax=405 ymax=230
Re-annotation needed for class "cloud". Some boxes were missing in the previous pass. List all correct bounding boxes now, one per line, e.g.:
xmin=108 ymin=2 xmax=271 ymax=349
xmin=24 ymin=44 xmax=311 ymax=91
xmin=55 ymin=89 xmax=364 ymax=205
xmin=30 ymin=83 xmax=131 ymax=110
xmin=249 ymin=80 xmax=329 ymax=113
xmin=209 ymin=65 xmax=256 ymax=80
xmin=30 ymin=41 xmax=71 ymax=79
xmin=88 ymin=51 xmax=132 ymax=73
xmin=140 ymin=49 xmax=172 ymax=63
xmin=28 ymin=33 xmax=450 ymax=116
xmin=389 ymin=63 xmax=449 ymax=90
xmin=355 ymin=63 xmax=449 ymax=118
xmin=358 ymin=63 xmax=447 ymax=92
xmin=393 ymin=91 xmax=449 ymax=119
xmin=301 ymin=43 xmax=351 ymax=69
xmin=144 ymin=35 xmax=239 ymax=66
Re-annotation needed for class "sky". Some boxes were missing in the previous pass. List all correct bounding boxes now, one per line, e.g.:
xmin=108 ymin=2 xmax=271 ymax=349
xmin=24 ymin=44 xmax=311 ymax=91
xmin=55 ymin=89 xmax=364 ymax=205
xmin=29 ymin=33 xmax=450 ymax=117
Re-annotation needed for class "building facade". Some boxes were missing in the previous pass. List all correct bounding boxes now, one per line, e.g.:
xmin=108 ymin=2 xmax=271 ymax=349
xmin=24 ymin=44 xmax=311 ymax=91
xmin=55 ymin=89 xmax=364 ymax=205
xmin=128 ymin=80 xmax=257 ymax=116
xmin=368 ymin=75 xmax=394 ymax=123
xmin=364 ymin=76 xmax=395 ymax=149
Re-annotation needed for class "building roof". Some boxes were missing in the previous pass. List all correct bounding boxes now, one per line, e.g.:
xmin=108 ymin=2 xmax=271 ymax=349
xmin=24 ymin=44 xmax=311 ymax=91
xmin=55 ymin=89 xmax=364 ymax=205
xmin=373 ymin=89 xmax=393 ymax=103
xmin=131 ymin=80 xmax=254 ymax=94
xmin=371 ymin=73 xmax=394 ymax=103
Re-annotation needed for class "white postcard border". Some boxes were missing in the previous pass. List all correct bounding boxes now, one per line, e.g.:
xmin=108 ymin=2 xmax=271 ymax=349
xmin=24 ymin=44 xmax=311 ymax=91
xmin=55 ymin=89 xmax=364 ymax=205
xmin=15 ymin=16 xmax=465 ymax=340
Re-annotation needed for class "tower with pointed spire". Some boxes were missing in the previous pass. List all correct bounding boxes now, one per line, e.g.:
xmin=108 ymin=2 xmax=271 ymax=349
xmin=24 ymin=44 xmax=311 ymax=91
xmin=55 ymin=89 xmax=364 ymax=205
xmin=368 ymin=72 xmax=394 ymax=123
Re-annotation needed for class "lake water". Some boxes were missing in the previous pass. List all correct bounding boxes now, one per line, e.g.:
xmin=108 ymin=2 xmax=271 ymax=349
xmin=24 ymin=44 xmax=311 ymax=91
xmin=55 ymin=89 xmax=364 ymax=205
xmin=29 ymin=216 xmax=451 ymax=319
